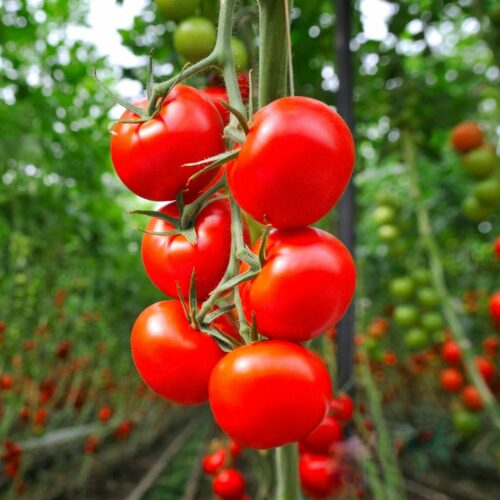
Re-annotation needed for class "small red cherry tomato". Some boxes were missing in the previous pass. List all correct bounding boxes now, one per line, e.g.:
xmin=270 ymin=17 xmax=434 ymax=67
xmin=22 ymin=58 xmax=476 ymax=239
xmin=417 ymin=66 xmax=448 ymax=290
xmin=212 ymin=468 xmax=246 ymax=499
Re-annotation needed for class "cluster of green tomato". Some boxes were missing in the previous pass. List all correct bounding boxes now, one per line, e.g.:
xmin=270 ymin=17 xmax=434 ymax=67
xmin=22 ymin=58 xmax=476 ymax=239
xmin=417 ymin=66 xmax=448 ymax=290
xmin=388 ymin=270 xmax=444 ymax=351
xmin=450 ymin=121 xmax=500 ymax=223
xmin=155 ymin=0 xmax=248 ymax=69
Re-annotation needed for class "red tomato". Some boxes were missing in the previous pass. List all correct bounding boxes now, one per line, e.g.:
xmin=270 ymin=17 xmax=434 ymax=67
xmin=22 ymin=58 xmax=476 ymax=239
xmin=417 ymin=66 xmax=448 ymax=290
xmin=98 ymin=406 xmax=112 ymax=422
xmin=461 ymin=385 xmax=483 ymax=412
xmin=441 ymin=340 xmax=462 ymax=365
xmin=299 ymin=453 xmax=343 ymax=499
xmin=229 ymin=440 xmax=242 ymax=459
xmin=475 ymin=356 xmax=496 ymax=382
xmin=489 ymin=292 xmax=500 ymax=329
xmin=203 ymin=87 xmax=230 ymax=124
xmin=450 ymin=121 xmax=483 ymax=153
xmin=228 ymin=96 xmax=355 ymax=228
xmin=483 ymin=336 xmax=499 ymax=357
xmin=202 ymin=449 xmax=227 ymax=475
xmin=299 ymin=415 xmax=343 ymax=455
xmin=110 ymin=85 xmax=224 ymax=201
xmin=237 ymin=73 xmax=250 ymax=101
xmin=329 ymin=394 xmax=354 ymax=421
xmin=212 ymin=468 xmax=245 ymax=499
xmin=131 ymin=301 xmax=224 ymax=405
xmin=240 ymin=227 xmax=356 ymax=342
xmin=209 ymin=341 xmax=332 ymax=449
xmin=440 ymin=368 xmax=463 ymax=392
xmin=141 ymin=198 xmax=232 ymax=299
xmin=495 ymin=236 xmax=500 ymax=260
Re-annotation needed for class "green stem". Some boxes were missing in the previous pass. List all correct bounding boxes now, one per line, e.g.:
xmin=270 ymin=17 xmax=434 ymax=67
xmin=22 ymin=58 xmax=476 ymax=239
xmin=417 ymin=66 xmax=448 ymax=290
xmin=257 ymin=0 xmax=291 ymax=106
xmin=401 ymin=130 xmax=500 ymax=432
xmin=274 ymin=445 xmax=301 ymax=500
xmin=147 ymin=0 xmax=240 ymax=116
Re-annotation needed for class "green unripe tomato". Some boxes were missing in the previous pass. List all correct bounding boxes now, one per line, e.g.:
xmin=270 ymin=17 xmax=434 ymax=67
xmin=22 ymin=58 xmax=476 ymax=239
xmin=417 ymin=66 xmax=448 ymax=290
xmin=393 ymin=305 xmax=419 ymax=328
xmin=462 ymin=195 xmax=494 ymax=222
xmin=473 ymin=176 xmax=500 ymax=204
xmin=412 ymin=268 xmax=431 ymax=286
xmin=404 ymin=328 xmax=429 ymax=350
xmin=389 ymin=277 xmax=415 ymax=300
xmin=364 ymin=337 xmax=379 ymax=354
xmin=417 ymin=288 xmax=440 ymax=308
xmin=461 ymin=147 xmax=496 ymax=179
xmin=376 ymin=191 xmax=398 ymax=207
xmin=388 ymin=239 xmax=408 ymax=257
xmin=155 ymin=0 xmax=200 ymax=21
xmin=372 ymin=205 xmax=396 ymax=225
xmin=174 ymin=17 xmax=216 ymax=62
xmin=378 ymin=224 xmax=399 ymax=242
xmin=452 ymin=410 xmax=481 ymax=437
xmin=421 ymin=312 xmax=444 ymax=333
xmin=432 ymin=329 xmax=446 ymax=343
xmin=231 ymin=37 xmax=248 ymax=70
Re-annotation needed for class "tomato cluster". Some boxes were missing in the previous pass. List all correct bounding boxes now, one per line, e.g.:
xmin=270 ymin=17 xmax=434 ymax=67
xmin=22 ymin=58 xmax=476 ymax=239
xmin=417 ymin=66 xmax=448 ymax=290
xmin=450 ymin=121 xmax=500 ymax=222
xmin=202 ymin=438 xmax=248 ymax=500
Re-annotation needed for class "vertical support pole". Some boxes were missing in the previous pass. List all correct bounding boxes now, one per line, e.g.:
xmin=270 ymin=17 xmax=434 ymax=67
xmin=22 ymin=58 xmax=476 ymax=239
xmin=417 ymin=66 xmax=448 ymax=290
xmin=334 ymin=0 xmax=356 ymax=390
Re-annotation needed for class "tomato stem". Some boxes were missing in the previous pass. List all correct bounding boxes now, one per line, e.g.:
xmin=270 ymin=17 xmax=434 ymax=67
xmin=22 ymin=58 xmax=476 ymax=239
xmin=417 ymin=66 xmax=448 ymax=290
xmin=257 ymin=0 xmax=291 ymax=107
xmin=275 ymin=444 xmax=301 ymax=500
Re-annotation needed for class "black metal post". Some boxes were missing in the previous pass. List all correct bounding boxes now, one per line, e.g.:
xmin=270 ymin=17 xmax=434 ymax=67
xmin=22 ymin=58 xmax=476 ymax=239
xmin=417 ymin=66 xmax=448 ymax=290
xmin=334 ymin=0 xmax=356 ymax=390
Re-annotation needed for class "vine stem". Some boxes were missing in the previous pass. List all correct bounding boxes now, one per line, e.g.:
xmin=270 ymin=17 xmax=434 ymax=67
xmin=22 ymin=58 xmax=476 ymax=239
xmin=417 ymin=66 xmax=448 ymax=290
xmin=401 ymin=130 xmax=500 ymax=432
xmin=275 ymin=445 xmax=301 ymax=500
xmin=147 ymin=0 xmax=242 ymax=116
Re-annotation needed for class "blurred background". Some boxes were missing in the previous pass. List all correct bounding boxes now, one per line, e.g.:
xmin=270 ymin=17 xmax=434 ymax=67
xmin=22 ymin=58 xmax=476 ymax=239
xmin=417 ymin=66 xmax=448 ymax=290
xmin=0 ymin=0 xmax=498 ymax=498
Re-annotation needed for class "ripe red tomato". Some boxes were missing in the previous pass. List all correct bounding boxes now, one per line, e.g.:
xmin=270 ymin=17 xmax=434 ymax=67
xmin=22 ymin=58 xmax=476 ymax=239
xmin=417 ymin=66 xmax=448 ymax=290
xmin=240 ymin=227 xmax=356 ymax=342
xmin=98 ymin=406 xmax=112 ymax=422
xmin=329 ymin=394 xmax=354 ymax=421
xmin=212 ymin=468 xmax=245 ymax=499
xmin=141 ymin=198 xmax=232 ymax=300
xmin=228 ymin=97 xmax=355 ymax=228
xmin=131 ymin=301 xmax=224 ymax=405
xmin=483 ymin=336 xmax=499 ymax=357
xmin=203 ymin=87 xmax=230 ymax=125
xmin=475 ymin=356 xmax=496 ymax=382
xmin=489 ymin=292 xmax=500 ymax=329
xmin=461 ymin=385 xmax=483 ymax=412
xmin=229 ymin=440 xmax=242 ymax=459
xmin=299 ymin=415 xmax=343 ymax=455
xmin=494 ymin=236 xmax=500 ymax=260
xmin=440 ymin=368 xmax=463 ymax=392
xmin=209 ymin=341 xmax=332 ymax=449
xmin=110 ymin=85 xmax=224 ymax=201
xmin=441 ymin=340 xmax=462 ymax=365
xmin=202 ymin=449 xmax=227 ymax=475
xmin=299 ymin=453 xmax=343 ymax=499
xmin=450 ymin=122 xmax=483 ymax=153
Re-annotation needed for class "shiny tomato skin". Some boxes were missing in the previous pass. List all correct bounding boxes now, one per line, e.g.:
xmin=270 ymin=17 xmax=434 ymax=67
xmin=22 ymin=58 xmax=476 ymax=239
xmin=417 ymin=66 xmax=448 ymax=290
xmin=209 ymin=341 xmax=332 ymax=449
xmin=141 ymin=198 xmax=232 ymax=300
xmin=299 ymin=415 xmax=343 ymax=455
xmin=110 ymin=85 xmax=224 ymax=201
xmin=203 ymin=87 xmax=230 ymax=125
xmin=240 ymin=227 xmax=356 ymax=342
xmin=212 ymin=469 xmax=245 ymax=499
xmin=299 ymin=454 xmax=343 ymax=499
xmin=228 ymin=96 xmax=355 ymax=228
xmin=131 ymin=301 xmax=224 ymax=405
